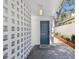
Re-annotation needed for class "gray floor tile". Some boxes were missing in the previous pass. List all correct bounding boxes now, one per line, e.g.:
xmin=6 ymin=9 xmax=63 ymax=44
xmin=27 ymin=44 xmax=75 ymax=59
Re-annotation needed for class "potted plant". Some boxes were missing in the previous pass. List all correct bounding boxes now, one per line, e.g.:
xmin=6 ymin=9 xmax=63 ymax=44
xmin=65 ymin=35 xmax=75 ymax=48
xmin=54 ymin=32 xmax=60 ymax=36
xmin=65 ymin=37 xmax=70 ymax=41
xmin=71 ymin=34 xmax=75 ymax=44
xmin=54 ymin=32 xmax=59 ymax=35
xmin=68 ymin=35 xmax=75 ymax=48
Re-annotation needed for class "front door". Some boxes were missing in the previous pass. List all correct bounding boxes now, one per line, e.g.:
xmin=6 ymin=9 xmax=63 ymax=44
xmin=40 ymin=21 xmax=49 ymax=44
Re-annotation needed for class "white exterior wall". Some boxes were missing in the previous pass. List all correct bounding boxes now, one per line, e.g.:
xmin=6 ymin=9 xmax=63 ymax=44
xmin=55 ymin=23 xmax=75 ymax=38
xmin=31 ymin=16 xmax=40 ymax=46
xmin=3 ymin=0 xmax=32 ymax=59
xmin=31 ymin=16 xmax=53 ymax=46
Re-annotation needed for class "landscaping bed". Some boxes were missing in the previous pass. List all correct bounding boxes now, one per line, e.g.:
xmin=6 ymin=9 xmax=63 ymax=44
xmin=54 ymin=35 xmax=75 ymax=48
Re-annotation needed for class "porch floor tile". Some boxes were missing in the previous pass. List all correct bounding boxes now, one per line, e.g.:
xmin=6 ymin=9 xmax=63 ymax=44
xmin=27 ymin=44 xmax=75 ymax=59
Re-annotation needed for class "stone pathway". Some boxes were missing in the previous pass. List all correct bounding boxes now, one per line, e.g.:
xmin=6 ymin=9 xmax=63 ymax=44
xmin=27 ymin=44 xmax=75 ymax=59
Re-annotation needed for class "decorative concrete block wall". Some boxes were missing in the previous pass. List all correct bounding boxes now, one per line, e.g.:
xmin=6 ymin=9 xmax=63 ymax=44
xmin=3 ymin=0 xmax=32 ymax=59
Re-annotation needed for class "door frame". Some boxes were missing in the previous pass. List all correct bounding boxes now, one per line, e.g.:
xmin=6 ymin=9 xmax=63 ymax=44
xmin=40 ymin=21 xmax=50 ymax=44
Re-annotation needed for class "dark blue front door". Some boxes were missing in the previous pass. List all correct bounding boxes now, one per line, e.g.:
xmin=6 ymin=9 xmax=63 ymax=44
xmin=40 ymin=21 xmax=49 ymax=44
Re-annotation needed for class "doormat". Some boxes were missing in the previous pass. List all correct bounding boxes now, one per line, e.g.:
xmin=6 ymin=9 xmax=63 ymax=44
xmin=39 ymin=45 xmax=50 ymax=48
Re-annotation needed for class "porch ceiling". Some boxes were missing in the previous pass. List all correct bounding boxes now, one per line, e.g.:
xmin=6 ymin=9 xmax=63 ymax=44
xmin=29 ymin=0 xmax=63 ymax=16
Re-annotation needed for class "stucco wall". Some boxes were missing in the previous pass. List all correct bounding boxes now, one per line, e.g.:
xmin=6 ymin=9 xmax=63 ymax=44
xmin=31 ymin=16 xmax=53 ymax=46
xmin=55 ymin=23 xmax=75 ymax=38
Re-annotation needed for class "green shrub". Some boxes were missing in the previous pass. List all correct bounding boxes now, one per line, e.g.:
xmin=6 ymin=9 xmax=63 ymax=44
xmin=54 ymin=32 xmax=61 ymax=35
xmin=63 ymin=36 xmax=70 ymax=41
xmin=54 ymin=32 xmax=59 ymax=35
xmin=71 ymin=34 xmax=75 ymax=44
xmin=65 ymin=37 xmax=70 ymax=41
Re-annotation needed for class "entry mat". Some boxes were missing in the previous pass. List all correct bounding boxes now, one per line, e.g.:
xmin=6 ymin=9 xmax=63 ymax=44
xmin=27 ymin=43 xmax=75 ymax=59
xmin=39 ymin=44 xmax=51 ymax=48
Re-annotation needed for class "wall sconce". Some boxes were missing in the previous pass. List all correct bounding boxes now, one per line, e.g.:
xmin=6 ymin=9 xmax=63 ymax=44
xmin=40 ymin=9 xmax=43 ymax=15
